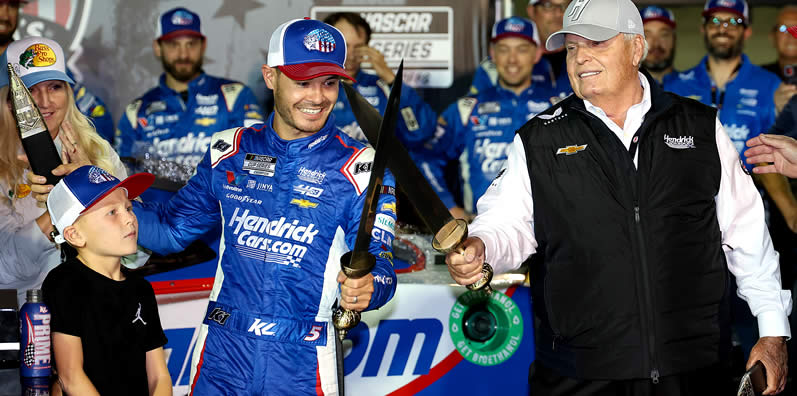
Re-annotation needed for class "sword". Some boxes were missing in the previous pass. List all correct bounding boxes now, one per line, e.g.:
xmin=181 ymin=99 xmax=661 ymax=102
xmin=8 ymin=64 xmax=63 ymax=186
xmin=341 ymin=72 xmax=493 ymax=293
xmin=332 ymin=61 xmax=404 ymax=341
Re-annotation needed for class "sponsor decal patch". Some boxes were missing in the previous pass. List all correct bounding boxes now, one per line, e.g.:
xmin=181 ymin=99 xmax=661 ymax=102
xmin=556 ymin=144 xmax=588 ymax=155
xmin=243 ymin=154 xmax=277 ymax=177
xmin=663 ymin=134 xmax=696 ymax=149
xmin=19 ymin=44 xmax=56 ymax=68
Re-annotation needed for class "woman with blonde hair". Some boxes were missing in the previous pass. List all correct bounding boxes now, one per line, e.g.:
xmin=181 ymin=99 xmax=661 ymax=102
xmin=0 ymin=37 xmax=130 ymax=307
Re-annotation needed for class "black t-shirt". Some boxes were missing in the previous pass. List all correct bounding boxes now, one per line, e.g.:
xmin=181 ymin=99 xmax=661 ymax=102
xmin=42 ymin=258 xmax=167 ymax=396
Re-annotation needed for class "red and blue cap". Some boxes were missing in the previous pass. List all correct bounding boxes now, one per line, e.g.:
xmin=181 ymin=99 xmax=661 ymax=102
xmin=491 ymin=17 xmax=540 ymax=46
xmin=267 ymin=18 xmax=353 ymax=82
xmin=640 ymin=6 xmax=677 ymax=29
xmin=157 ymin=7 xmax=205 ymax=41
xmin=702 ymin=0 xmax=749 ymax=23
xmin=47 ymin=165 xmax=154 ymax=244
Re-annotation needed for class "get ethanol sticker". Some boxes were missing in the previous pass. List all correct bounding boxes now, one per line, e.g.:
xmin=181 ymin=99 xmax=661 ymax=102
xmin=449 ymin=289 xmax=523 ymax=366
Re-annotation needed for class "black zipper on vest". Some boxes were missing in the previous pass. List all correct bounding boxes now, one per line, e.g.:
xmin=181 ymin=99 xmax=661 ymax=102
xmin=634 ymin=205 xmax=659 ymax=384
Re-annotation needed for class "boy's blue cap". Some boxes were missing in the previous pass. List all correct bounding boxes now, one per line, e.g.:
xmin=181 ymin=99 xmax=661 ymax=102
xmin=158 ymin=7 xmax=205 ymax=41
xmin=491 ymin=17 xmax=540 ymax=47
xmin=47 ymin=165 xmax=154 ymax=244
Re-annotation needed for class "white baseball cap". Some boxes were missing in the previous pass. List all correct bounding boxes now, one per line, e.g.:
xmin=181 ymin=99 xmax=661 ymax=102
xmin=545 ymin=0 xmax=644 ymax=51
xmin=6 ymin=36 xmax=74 ymax=88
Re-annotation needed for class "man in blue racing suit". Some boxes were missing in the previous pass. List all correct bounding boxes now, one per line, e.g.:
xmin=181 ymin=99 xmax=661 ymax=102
xmin=115 ymin=6 xmax=264 ymax=202
xmin=664 ymin=0 xmax=782 ymax=164
xmin=115 ymin=7 xmax=264 ymax=284
xmin=470 ymin=0 xmax=572 ymax=96
xmin=323 ymin=12 xmax=436 ymax=149
xmin=418 ymin=17 xmax=563 ymax=218
xmin=133 ymin=18 xmax=397 ymax=395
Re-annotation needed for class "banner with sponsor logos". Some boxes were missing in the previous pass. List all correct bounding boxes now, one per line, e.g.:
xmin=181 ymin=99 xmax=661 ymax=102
xmin=155 ymin=283 xmax=534 ymax=394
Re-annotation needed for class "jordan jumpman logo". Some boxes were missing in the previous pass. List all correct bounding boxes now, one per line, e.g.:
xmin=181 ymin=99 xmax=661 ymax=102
xmin=132 ymin=303 xmax=147 ymax=325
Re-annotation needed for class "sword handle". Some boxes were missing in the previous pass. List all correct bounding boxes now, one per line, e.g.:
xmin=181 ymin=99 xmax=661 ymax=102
xmin=332 ymin=251 xmax=376 ymax=340
xmin=332 ymin=307 xmax=360 ymax=341
xmin=465 ymin=262 xmax=494 ymax=295
xmin=433 ymin=218 xmax=494 ymax=293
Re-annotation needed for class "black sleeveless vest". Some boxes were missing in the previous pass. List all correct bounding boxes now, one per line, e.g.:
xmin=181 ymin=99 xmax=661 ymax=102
xmin=521 ymin=79 xmax=729 ymax=380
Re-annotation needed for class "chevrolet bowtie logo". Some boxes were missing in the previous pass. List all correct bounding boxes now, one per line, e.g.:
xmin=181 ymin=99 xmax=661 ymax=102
xmin=290 ymin=198 xmax=319 ymax=208
xmin=556 ymin=144 xmax=588 ymax=155
xmin=195 ymin=117 xmax=216 ymax=127
xmin=381 ymin=202 xmax=397 ymax=214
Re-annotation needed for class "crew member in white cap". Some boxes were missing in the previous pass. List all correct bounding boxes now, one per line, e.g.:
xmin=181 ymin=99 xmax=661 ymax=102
xmin=446 ymin=0 xmax=790 ymax=394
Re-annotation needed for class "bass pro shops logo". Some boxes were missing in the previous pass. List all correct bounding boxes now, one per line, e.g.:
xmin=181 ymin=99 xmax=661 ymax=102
xmin=16 ymin=1 xmax=92 ymax=78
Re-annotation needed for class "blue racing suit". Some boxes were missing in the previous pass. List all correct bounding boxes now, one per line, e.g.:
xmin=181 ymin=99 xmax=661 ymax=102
xmin=133 ymin=114 xmax=397 ymax=395
xmin=470 ymin=54 xmax=571 ymax=96
xmin=664 ymin=55 xmax=781 ymax=170
xmin=116 ymin=72 xmax=264 ymax=284
xmin=417 ymin=83 xmax=562 ymax=213
xmin=333 ymin=71 xmax=436 ymax=149
xmin=115 ymin=72 xmax=264 ymax=185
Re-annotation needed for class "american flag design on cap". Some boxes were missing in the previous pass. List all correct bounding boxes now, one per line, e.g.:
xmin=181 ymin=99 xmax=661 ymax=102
xmin=88 ymin=167 xmax=115 ymax=184
xmin=304 ymin=28 xmax=336 ymax=53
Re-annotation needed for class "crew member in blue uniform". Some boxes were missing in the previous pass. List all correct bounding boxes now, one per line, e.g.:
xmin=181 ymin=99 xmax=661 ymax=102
xmin=323 ymin=12 xmax=436 ymax=150
xmin=418 ymin=17 xmax=561 ymax=219
xmin=640 ymin=5 xmax=678 ymax=84
xmin=470 ymin=0 xmax=572 ymax=96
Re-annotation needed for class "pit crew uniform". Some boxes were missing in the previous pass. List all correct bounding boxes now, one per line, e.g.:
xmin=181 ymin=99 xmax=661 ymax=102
xmin=663 ymin=54 xmax=781 ymax=170
xmin=332 ymin=71 xmax=436 ymax=149
xmin=133 ymin=113 xmax=398 ymax=395
xmin=115 ymin=71 xmax=264 ymax=200
xmin=417 ymin=83 xmax=562 ymax=213
xmin=116 ymin=72 xmax=263 ymax=281
xmin=470 ymin=54 xmax=571 ymax=96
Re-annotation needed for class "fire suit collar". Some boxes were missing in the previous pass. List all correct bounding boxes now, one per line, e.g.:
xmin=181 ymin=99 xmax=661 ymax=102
xmin=493 ymin=82 xmax=543 ymax=102
xmin=158 ymin=71 xmax=208 ymax=96
xmin=696 ymin=54 xmax=752 ymax=87
xmin=265 ymin=112 xmax=338 ymax=156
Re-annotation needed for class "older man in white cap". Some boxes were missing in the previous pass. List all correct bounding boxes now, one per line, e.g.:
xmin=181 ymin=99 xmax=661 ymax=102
xmin=445 ymin=0 xmax=790 ymax=394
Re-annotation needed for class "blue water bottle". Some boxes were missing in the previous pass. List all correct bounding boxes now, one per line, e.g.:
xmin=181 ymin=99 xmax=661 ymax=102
xmin=19 ymin=289 xmax=50 ymax=394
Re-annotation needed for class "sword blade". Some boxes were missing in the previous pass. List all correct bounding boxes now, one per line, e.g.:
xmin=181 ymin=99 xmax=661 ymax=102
xmin=350 ymin=61 xmax=404 ymax=258
xmin=342 ymin=80 xmax=452 ymax=233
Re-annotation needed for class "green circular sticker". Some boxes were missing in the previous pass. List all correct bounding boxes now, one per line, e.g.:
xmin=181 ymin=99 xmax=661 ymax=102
xmin=449 ymin=289 xmax=523 ymax=366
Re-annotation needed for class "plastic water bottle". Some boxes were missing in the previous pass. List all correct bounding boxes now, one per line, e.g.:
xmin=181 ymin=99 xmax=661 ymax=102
xmin=19 ymin=289 xmax=50 ymax=394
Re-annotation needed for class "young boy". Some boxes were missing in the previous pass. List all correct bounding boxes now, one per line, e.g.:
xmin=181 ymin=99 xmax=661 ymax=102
xmin=41 ymin=165 xmax=171 ymax=396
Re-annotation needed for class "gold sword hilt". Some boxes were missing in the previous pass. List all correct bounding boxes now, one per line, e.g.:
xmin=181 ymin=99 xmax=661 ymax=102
xmin=332 ymin=250 xmax=375 ymax=340
xmin=432 ymin=218 xmax=494 ymax=294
